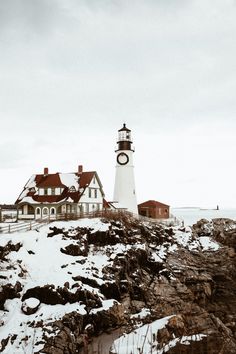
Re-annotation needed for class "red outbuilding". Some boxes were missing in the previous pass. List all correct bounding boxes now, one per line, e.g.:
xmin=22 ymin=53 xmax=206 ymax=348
xmin=138 ymin=200 xmax=170 ymax=219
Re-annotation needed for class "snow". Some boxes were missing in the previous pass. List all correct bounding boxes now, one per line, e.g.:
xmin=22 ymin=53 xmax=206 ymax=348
xmin=91 ymin=299 xmax=118 ymax=314
xmin=50 ymin=218 xmax=110 ymax=232
xmin=160 ymin=334 xmax=207 ymax=353
xmin=0 ymin=216 xmax=222 ymax=353
xmin=110 ymin=315 xmax=174 ymax=354
xmin=2 ymin=227 xmax=111 ymax=291
xmin=0 ymin=218 xmax=118 ymax=353
xmin=173 ymin=229 xmax=219 ymax=252
xmin=18 ymin=175 xmax=37 ymax=200
xmin=23 ymin=297 xmax=40 ymax=309
xmin=59 ymin=173 xmax=79 ymax=190
xmin=19 ymin=196 xmax=40 ymax=204
xmin=151 ymin=245 xmax=167 ymax=262
xmin=130 ymin=308 xmax=151 ymax=319
xmin=0 ymin=298 xmax=87 ymax=354
xmin=199 ymin=236 xmax=220 ymax=251
xmin=111 ymin=316 xmax=207 ymax=354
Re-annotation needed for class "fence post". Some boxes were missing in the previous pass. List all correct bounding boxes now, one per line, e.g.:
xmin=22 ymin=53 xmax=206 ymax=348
xmin=29 ymin=222 xmax=32 ymax=230
xmin=8 ymin=224 xmax=11 ymax=233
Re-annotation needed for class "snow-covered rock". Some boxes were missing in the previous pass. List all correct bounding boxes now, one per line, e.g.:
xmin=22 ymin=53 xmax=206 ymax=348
xmin=0 ymin=215 xmax=235 ymax=354
xmin=21 ymin=297 xmax=40 ymax=315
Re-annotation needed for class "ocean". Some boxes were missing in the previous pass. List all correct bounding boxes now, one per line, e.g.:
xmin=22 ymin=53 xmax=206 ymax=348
xmin=171 ymin=208 xmax=236 ymax=227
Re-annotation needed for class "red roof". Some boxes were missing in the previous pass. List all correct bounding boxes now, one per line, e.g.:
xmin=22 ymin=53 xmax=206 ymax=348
xmin=30 ymin=191 xmax=81 ymax=204
xmin=138 ymin=200 xmax=170 ymax=208
xmin=36 ymin=173 xmax=66 ymax=188
xmin=78 ymin=172 xmax=95 ymax=188
xmin=16 ymin=170 xmax=103 ymax=205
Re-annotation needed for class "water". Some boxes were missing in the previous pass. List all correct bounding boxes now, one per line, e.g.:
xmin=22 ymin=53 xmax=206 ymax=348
xmin=171 ymin=208 xmax=236 ymax=226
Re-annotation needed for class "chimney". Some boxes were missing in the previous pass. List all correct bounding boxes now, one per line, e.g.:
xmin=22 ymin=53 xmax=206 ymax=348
xmin=78 ymin=165 xmax=83 ymax=175
xmin=44 ymin=167 xmax=49 ymax=175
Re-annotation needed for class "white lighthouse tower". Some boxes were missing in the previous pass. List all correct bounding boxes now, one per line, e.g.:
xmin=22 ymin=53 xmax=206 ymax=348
xmin=113 ymin=124 xmax=138 ymax=214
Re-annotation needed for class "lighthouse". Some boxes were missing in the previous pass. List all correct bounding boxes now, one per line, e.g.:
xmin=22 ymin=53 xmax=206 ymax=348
xmin=113 ymin=124 xmax=138 ymax=214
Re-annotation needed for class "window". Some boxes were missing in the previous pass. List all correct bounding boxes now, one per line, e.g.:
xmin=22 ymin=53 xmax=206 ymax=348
xmin=51 ymin=188 xmax=55 ymax=195
xmin=44 ymin=189 xmax=48 ymax=195
xmin=43 ymin=207 xmax=49 ymax=215
xmin=36 ymin=208 xmax=41 ymax=215
xmin=94 ymin=189 xmax=97 ymax=198
xmin=89 ymin=188 xmax=92 ymax=198
xmin=93 ymin=176 xmax=96 ymax=184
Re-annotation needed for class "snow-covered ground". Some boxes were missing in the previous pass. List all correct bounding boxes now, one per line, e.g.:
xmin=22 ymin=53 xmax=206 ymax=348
xmin=172 ymin=207 xmax=236 ymax=226
xmin=0 ymin=217 xmax=221 ymax=353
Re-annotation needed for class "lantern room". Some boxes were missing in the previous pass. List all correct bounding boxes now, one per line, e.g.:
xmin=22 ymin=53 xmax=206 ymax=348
xmin=116 ymin=123 xmax=134 ymax=152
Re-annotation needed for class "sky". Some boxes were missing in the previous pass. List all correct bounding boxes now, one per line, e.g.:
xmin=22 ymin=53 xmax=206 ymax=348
xmin=0 ymin=0 xmax=236 ymax=208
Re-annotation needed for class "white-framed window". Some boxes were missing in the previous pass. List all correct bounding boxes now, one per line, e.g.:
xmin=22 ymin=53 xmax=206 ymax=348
xmin=51 ymin=188 xmax=55 ymax=195
xmin=94 ymin=189 xmax=97 ymax=198
xmin=36 ymin=207 xmax=41 ymax=215
xmin=89 ymin=188 xmax=92 ymax=198
xmin=44 ymin=189 xmax=48 ymax=195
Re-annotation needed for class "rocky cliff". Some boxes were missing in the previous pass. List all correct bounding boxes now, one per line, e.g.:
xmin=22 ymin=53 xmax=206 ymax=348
xmin=0 ymin=214 xmax=236 ymax=353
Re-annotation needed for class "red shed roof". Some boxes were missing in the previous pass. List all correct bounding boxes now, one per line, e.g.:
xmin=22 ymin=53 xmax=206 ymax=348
xmin=138 ymin=200 xmax=170 ymax=208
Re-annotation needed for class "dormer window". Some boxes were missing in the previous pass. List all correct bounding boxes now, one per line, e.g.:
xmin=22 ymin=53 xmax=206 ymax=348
xmin=93 ymin=176 xmax=96 ymax=184
xmin=51 ymin=188 xmax=55 ymax=195
xmin=69 ymin=186 xmax=76 ymax=192
xmin=44 ymin=189 xmax=48 ymax=195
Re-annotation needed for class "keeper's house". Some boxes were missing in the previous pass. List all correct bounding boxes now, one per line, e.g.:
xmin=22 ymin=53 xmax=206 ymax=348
xmin=138 ymin=200 xmax=170 ymax=219
xmin=15 ymin=166 xmax=105 ymax=220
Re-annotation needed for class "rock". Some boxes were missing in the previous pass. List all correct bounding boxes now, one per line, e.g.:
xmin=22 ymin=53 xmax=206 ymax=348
xmin=22 ymin=285 xmax=64 ymax=305
xmin=60 ymin=243 xmax=88 ymax=256
xmin=2 ymin=216 xmax=236 ymax=353
xmin=166 ymin=314 xmax=185 ymax=336
xmin=21 ymin=298 xmax=40 ymax=315
xmin=0 ymin=282 xmax=22 ymax=310
xmin=0 ymin=242 xmax=22 ymax=261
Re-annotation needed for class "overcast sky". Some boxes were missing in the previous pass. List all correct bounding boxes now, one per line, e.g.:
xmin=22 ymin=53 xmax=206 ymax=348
xmin=0 ymin=0 xmax=236 ymax=208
